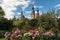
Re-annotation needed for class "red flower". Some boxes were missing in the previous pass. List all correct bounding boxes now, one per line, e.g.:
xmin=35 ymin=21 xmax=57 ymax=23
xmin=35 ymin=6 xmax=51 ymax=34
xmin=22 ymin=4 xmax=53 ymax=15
xmin=32 ymin=31 xmax=36 ymax=37
xmin=25 ymin=27 xmax=30 ymax=31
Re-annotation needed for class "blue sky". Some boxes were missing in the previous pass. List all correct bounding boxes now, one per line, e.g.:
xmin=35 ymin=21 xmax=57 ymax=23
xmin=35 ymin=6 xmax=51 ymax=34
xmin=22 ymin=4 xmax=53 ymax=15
xmin=15 ymin=0 xmax=60 ymax=12
xmin=0 ymin=0 xmax=60 ymax=19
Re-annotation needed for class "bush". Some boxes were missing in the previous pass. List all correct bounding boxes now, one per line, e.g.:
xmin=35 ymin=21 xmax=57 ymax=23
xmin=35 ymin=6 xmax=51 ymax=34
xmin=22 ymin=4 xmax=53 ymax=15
xmin=0 ymin=31 xmax=5 ymax=38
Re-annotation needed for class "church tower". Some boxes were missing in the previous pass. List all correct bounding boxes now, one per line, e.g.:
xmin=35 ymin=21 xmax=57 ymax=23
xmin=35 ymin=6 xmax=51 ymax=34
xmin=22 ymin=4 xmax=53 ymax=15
xmin=36 ymin=8 xmax=39 ymax=18
xmin=13 ymin=15 xmax=16 ymax=20
xmin=20 ymin=12 xmax=25 ymax=20
xmin=31 ymin=5 xmax=35 ymax=19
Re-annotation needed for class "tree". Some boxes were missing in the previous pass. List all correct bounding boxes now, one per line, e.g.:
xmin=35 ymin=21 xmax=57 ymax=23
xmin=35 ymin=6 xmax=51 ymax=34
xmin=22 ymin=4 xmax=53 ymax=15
xmin=56 ymin=9 xmax=60 ymax=18
xmin=0 ymin=18 xmax=13 ymax=31
xmin=0 ymin=7 xmax=13 ymax=31
xmin=40 ymin=11 xmax=56 ymax=30
xmin=29 ymin=19 xmax=38 ymax=27
xmin=0 ymin=7 xmax=5 ymax=17
xmin=57 ymin=18 xmax=60 ymax=30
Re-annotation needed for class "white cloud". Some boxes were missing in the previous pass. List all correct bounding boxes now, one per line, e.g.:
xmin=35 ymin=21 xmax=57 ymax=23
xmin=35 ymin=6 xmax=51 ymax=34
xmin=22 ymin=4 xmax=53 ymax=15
xmin=20 ymin=0 xmax=31 ymax=11
xmin=25 ymin=11 xmax=31 ymax=14
xmin=0 ymin=0 xmax=32 ymax=19
xmin=17 ymin=13 xmax=21 ymax=15
xmin=55 ymin=4 xmax=60 ymax=10
xmin=25 ymin=15 xmax=31 ymax=19
xmin=39 ymin=6 xmax=44 ymax=8
xmin=56 ymin=4 xmax=60 ymax=7
xmin=34 ymin=5 xmax=44 ymax=8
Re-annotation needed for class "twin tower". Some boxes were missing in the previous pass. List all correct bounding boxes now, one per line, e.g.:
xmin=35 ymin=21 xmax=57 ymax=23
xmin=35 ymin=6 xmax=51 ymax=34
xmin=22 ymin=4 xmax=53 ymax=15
xmin=20 ymin=5 xmax=40 ymax=20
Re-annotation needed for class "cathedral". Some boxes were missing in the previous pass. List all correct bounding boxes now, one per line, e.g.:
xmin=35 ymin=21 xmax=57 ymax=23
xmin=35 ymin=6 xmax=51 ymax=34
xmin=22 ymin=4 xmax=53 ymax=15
xmin=0 ymin=5 xmax=40 ymax=20
xmin=19 ymin=5 xmax=40 ymax=20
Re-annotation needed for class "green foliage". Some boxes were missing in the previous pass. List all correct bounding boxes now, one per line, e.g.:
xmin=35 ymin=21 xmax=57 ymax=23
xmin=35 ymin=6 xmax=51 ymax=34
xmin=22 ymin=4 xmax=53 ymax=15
xmin=38 ymin=27 xmax=46 ymax=33
xmin=0 ymin=7 xmax=5 ymax=17
xmin=12 ymin=9 xmax=60 ymax=31
xmin=0 ymin=18 xmax=13 ymax=31
xmin=29 ymin=19 xmax=38 ymax=27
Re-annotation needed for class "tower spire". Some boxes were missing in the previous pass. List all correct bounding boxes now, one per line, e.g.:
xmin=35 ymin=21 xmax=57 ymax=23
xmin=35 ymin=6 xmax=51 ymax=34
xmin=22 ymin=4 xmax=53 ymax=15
xmin=32 ymin=4 xmax=34 ymax=11
xmin=31 ymin=4 xmax=35 ymax=19
xmin=20 ymin=12 xmax=25 ymax=20
xmin=37 ymin=8 xmax=39 ymax=15
xmin=36 ymin=8 xmax=40 ymax=18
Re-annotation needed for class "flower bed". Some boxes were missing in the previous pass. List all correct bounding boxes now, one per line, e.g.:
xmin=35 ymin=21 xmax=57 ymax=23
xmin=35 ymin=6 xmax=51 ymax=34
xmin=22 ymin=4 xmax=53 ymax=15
xmin=4 ymin=27 xmax=60 ymax=40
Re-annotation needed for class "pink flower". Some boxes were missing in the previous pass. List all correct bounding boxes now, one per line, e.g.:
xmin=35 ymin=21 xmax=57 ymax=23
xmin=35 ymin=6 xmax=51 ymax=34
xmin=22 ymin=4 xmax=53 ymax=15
xmin=11 ymin=34 xmax=16 ymax=40
xmin=44 ymin=31 xmax=54 ymax=36
xmin=16 ymin=34 xmax=21 ymax=38
xmin=11 ymin=28 xmax=22 ymax=40
xmin=12 ymin=28 xmax=21 ymax=34
xmin=4 ymin=32 xmax=10 ymax=38
xmin=31 ymin=30 xmax=40 ymax=39
xmin=13 ymin=28 xmax=20 ymax=34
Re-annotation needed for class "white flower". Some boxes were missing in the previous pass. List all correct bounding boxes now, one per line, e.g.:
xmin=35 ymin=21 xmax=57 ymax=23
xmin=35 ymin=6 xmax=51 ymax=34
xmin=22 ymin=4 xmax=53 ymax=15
xmin=36 ymin=31 xmax=40 ymax=36
xmin=24 ymin=32 xmax=32 ymax=36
